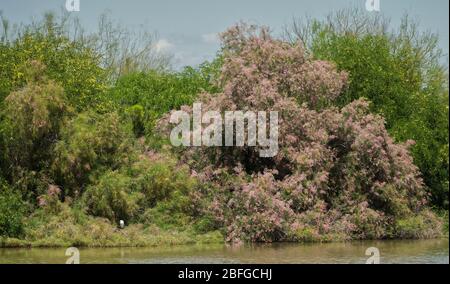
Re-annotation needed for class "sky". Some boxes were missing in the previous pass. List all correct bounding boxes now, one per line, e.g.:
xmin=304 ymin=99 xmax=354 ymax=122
xmin=0 ymin=0 xmax=448 ymax=69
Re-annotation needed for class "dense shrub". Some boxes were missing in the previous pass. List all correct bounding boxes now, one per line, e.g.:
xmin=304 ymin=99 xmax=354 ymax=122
xmin=126 ymin=104 xmax=146 ymax=137
xmin=52 ymin=111 xmax=134 ymax=197
xmin=225 ymin=171 xmax=295 ymax=243
xmin=127 ymin=152 xmax=196 ymax=208
xmin=0 ymin=13 xmax=106 ymax=110
xmin=394 ymin=210 xmax=443 ymax=239
xmin=289 ymin=11 xmax=449 ymax=208
xmin=0 ymin=61 xmax=69 ymax=196
xmin=128 ymin=151 xmax=198 ymax=229
xmin=81 ymin=150 xmax=197 ymax=225
xmin=83 ymin=171 xmax=141 ymax=224
xmin=158 ymin=24 xmax=441 ymax=243
xmin=0 ymin=181 xmax=26 ymax=238
xmin=36 ymin=184 xmax=65 ymax=215
xmin=109 ymin=66 xmax=220 ymax=136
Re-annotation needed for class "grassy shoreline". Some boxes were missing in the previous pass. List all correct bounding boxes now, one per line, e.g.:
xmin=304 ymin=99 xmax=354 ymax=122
xmin=0 ymin=230 xmax=225 ymax=248
xmin=2 ymin=237 xmax=448 ymax=249
xmin=1 ymin=209 xmax=447 ymax=249
xmin=1 ymin=227 xmax=447 ymax=249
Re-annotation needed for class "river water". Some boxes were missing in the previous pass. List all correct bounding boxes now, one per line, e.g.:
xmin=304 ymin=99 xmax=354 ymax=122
xmin=0 ymin=239 xmax=448 ymax=264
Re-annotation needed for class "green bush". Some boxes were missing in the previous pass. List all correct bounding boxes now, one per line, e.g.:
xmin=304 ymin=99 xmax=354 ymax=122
xmin=108 ymin=66 xmax=219 ymax=135
xmin=126 ymin=104 xmax=145 ymax=137
xmin=52 ymin=111 xmax=134 ymax=197
xmin=302 ymin=14 xmax=449 ymax=208
xmin=394 ymin=210 xmax=443 ymax=239
xmin=81 ymin=152 xmax=197 ymax=226
xmin=128 ymin=156 xmax=196 ymax=208
xmin=83 ymin=171 xmax=142 ymax=224
xmin=390 ymin=93 xmax=449 ymax=208
xmin=0 ymin=13 xmax=106 ymax=110
xmin=0 ymin=62 xmax=69 ymax=196
xmin=292 ymin=227 xmax=321 ymax=243
xmin=1 ymin=62 xmax=68 ymax=165
xmin=0 ymin=182 xmax=26 ymax=238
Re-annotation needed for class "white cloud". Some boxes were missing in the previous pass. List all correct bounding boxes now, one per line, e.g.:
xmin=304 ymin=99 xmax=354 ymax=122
xmin=154 ymin=39 xmax=174 ymax=53
xmin=201 ymin=33 xmax=220 ymax=44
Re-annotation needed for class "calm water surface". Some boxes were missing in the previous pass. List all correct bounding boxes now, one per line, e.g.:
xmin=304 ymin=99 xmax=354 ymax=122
xmin=0 ymin=239 xmax=448 ymax=264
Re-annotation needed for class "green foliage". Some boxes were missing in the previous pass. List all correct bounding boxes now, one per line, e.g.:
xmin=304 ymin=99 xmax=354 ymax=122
xmin=16 ymin=201 xmax=220 ymax=247
xmin=83 ymin=171 xmax=141 ymax=224
xmin=291 ymin=227 xmax=321 ymax=243
xmin=126 ymin=154 xmax=197 ymax=229
xmin=126 ymin=104 xmax=145 ymax=137
xmin=82 ymin=152 xmax=197 ymax=225
xmin=192 ymin=216 xmax=219 ymax=234
xmin=109 ymin=66 xmax=219 ymax=135
xmin=0 ymin=181 xmax=26 ymax=238
xmin=306 ymin=15 xmax=449 ymax=209
xmin=390 ymin=92 xmax=449 ymax=208
xmin=394 ymin=210 xmax=443 ymax=239
xmin=0 ymin=41 xmax=15 ymax=103
xmin=52 ymin=111 xmax=134 ymax=197
xmin=0 ymin=13 xmax=107 ymax=110
xmin=128 ymin=156 xmax=196 ymax=208
xmin=0 ymin=9 xmax=447 ymax=246
xmin=312 ymin=34 xmax=410 ymax=122
xmin=0 ymin=62 xmax=69 ymax=196
xmin=1 ymin=63 xmax=68 ymax=166
xmin=196 ymin=55 xmax=224 ymax=89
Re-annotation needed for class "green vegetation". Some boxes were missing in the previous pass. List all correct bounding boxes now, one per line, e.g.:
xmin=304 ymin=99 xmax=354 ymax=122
xmin=0 ymin=181 xmax=25 ymax=238
xmin=286 ymin=9 xmax=449 ymax=209
xmin=108 ymin=66 xmax=220 ymax=137
xmin=0 ymin=13 xmax=106 ymax=110
xmin=0 ymin=9 xmax=448 ymax=247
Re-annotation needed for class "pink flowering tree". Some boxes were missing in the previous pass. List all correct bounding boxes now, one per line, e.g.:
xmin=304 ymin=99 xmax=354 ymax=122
xmin=158 ymin=24 xmax=442 ymax=243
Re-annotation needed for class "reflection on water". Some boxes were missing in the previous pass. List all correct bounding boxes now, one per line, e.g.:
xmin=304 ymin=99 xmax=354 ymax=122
xmin=0 ymin=239 xmax=448 ymax=264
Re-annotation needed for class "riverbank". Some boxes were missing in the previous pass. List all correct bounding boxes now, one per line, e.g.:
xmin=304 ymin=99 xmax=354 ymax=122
xmin=1 ymin=218 xmax=447 ymax=249
xmin=0 ymin=226 xmax=224 ymax=248
xmin=0 ymin=230 xmax=224 ymax=248
xmin=1 ymin=198 xmax=447 ymax=249
xmin=1 ymin=205 xmax=448 ymax=249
